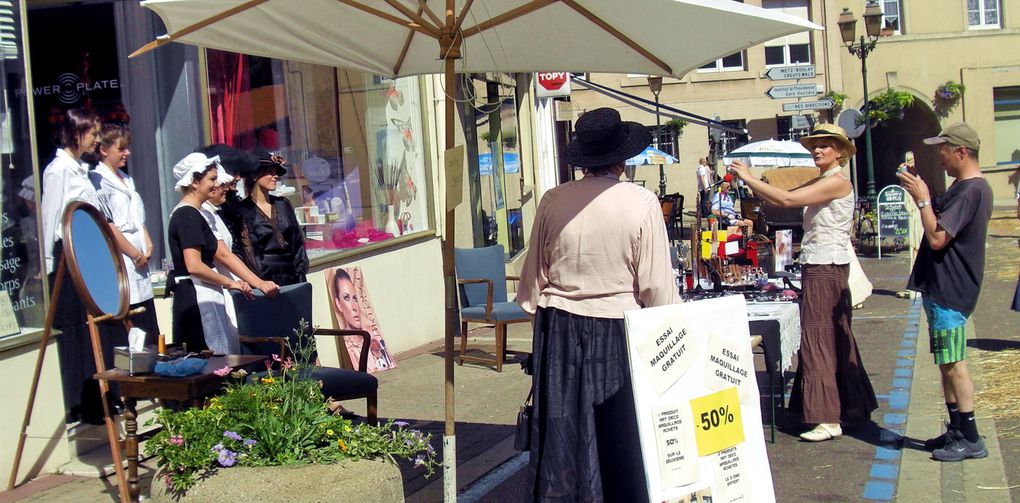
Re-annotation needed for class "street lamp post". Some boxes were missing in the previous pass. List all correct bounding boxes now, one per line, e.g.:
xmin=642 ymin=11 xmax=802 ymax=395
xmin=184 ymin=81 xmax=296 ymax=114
xmin=648 ymin=75 xmax=665 ymax=196
xmin=838 ymin=1 xmax=884 ymax=205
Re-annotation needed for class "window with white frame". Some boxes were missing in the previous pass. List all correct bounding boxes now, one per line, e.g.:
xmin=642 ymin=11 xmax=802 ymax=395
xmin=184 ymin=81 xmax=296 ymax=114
xmin=698 ymin=52 xmax=745 ymax=73
xmin=968 ymin=0 xmax=1000 ymax=29
xmin=762 ymin=0 xmax=811 ymax=67
xmin=881 ymin=0 xmax=902 ymax=33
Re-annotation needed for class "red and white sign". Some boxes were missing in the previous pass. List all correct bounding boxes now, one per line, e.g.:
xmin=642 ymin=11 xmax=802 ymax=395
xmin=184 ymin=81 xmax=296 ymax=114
xmin=535 ymin=72 xmax=571 ymax=98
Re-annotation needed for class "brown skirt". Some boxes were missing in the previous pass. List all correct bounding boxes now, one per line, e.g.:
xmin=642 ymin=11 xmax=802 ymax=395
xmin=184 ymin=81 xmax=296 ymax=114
xmin=788 ymin=264 xmax=878 ymax=424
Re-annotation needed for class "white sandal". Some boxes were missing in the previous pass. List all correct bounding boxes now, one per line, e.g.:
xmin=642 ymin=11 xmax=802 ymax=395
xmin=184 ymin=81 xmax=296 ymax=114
xmin=799 ymin=423 xmax=842 ymax=442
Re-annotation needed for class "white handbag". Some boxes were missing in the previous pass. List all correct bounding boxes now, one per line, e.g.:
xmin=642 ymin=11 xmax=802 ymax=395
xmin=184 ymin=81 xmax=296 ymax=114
xmin=847 ymin=240 xmax=873 ymax=306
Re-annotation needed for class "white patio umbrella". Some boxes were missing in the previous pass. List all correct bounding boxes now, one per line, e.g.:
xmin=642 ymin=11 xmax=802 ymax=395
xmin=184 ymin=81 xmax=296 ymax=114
xmin=132 ymin=1 xmax=819 ymax=499
xmin=722 ymin=138 xmax=815 ymax=167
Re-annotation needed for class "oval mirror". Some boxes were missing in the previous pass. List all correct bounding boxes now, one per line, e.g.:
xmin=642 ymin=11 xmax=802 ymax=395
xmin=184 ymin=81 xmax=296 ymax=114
xmin=61 ymin=201 xmax=129 ymax=319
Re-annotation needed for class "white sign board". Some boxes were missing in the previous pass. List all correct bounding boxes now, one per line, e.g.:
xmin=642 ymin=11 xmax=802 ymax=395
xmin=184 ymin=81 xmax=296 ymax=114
xmin=782 ymin=98 xmax=835 ymax=112
xmin=791 ymin=114 xmax=811 ymax=130
xmin=535 ymin=72 xmax=571 ymax=98
xmin=766 ymin=83 xmax=819 ymax=100
xmin=764 ymin=65 xmax=816 ymax=81
xmin=625 ymin=296 xmax=775 ymax=503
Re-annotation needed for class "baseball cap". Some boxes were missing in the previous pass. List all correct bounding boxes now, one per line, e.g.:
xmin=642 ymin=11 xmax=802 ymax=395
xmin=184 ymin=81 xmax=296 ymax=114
xmin=923 ymin=122 xmax=980 ymax=151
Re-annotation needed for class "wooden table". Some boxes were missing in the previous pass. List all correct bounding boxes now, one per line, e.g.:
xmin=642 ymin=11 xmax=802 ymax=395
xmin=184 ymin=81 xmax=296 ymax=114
xmin=95 ymin=355 xmax=264 ymax=502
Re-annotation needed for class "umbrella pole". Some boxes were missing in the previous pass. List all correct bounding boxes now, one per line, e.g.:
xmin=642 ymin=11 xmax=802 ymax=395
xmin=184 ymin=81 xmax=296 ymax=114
xmin=441 ymin=2 xmax=461 ymax=500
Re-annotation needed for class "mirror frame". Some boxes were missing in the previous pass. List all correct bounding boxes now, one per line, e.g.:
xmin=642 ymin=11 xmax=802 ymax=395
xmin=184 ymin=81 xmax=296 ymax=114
xmin=60 ymin=201 xmax=131 ymax=319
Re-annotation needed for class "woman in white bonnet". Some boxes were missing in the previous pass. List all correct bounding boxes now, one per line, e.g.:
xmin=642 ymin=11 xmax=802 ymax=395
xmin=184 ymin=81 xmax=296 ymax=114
xmin=166 ymin=153 xmax=252 ymax=355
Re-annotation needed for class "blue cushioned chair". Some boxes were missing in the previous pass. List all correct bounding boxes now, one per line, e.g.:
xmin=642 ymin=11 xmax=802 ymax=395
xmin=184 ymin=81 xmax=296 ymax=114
xmin=231 ymin=282 xmax=378 ymax=424
xmin=454 ymin=245 xmax=531 ymax=372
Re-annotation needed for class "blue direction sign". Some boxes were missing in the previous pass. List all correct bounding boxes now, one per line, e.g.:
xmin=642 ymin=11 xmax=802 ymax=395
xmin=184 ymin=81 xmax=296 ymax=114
xmin=764 ymin=65 xmax=816 ymax=81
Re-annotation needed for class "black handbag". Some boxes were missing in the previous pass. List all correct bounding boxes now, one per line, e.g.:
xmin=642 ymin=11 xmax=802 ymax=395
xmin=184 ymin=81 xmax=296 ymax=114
xmin=514 ymin=388 xmax=533 ymax=451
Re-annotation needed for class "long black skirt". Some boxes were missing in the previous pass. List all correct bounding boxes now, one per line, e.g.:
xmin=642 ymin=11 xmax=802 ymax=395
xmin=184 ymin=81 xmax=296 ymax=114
xmin=527 ymin=307 xmax=647 ymax=503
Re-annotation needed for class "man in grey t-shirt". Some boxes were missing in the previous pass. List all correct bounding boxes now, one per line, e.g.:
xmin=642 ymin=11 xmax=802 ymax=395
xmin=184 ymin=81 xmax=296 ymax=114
xmin=898 ymin=122 xmax=993 ymax=462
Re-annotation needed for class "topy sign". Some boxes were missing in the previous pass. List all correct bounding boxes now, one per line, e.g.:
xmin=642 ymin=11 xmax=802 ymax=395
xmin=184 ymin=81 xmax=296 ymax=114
xmin=764 ymin=65 xmax=816 ymax=81
xmin=536 ymin=72 xmax=571 ymax=98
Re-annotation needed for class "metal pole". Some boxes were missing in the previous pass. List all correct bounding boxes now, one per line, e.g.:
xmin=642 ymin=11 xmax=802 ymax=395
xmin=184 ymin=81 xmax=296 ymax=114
xmin=860 ymin=34 xmax=877 ymax=205
xmin=655 ymin=92 xmax=666 ymax=196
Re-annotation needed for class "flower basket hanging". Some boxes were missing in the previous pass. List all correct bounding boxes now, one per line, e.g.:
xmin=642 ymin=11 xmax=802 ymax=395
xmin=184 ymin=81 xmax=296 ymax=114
xmin=866 ymin=89 xmax=915 ymax=126
xmin=933 ymin=81 xmax=965 ymax=118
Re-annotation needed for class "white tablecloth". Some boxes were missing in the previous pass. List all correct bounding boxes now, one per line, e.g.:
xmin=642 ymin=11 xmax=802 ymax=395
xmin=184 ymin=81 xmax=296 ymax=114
xmin=746 ymin=302 xmax=801 ymax=372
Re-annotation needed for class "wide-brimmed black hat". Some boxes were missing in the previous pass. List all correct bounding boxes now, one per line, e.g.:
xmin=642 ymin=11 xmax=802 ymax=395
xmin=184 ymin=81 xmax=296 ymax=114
xmin=563 ymin=108 xmax=651 ymax=167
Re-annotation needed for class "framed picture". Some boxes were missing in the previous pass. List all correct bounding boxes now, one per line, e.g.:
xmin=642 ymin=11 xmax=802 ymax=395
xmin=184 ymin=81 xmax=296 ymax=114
xmin=324 ymin=266 xmax=396 ymax=373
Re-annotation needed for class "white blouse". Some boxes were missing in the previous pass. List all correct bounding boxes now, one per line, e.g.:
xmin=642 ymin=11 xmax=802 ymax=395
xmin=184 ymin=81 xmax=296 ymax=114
xmin=40 ymin=149 xmax=98 ymax=274
xmin=799 ymin=168 xmax=854 ymax=265
xmin=92 ymin=162 xmax=153 ymax=304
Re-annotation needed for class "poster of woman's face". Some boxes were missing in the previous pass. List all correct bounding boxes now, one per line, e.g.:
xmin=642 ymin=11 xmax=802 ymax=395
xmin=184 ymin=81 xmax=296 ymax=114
xmin=325 ymin=267 xmax=395 ymax=373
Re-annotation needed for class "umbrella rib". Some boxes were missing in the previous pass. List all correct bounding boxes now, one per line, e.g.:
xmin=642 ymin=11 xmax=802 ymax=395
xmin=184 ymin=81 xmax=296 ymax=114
xmin=461 ymin=0 xmax=557 ymax=38
xmin=559 ymin=0 xmax=672 ymax=76
xmin=334 ymin=0 xmax=439 ymax=38
xmin=452 ymin=0 xmax=475 ymax=33
xmin=384 ymin=0 xmax=442 ymax=33
xmin=130 ymin=0 xmax=271 ymax=58
xmin=393 ymin=6 xmax=425 ymax=75
xmin=418 ymin=0 xmax=445 ymax=29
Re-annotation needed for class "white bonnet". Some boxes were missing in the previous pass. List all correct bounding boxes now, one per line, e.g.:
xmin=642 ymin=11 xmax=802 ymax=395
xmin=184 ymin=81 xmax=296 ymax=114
xmin=172 ymin=153 xmax=226 ymax=192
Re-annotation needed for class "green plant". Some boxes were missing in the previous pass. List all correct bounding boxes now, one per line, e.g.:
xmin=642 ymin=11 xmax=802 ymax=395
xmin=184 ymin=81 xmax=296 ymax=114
xmin=933 ymin=81 xmax=966 ymax=118
xmin=666 ymin=118 xmax=687 ymax=137
xmin=823 ymin=91 xmax=848 ymax=113
xmin=145 ymin=321 xmax=436 ymax=495
xmin=866 ymin=89 xmax=915 ymax=125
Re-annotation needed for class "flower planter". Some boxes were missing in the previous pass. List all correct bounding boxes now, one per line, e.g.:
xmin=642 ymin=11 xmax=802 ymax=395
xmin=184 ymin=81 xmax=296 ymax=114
xmin=149 ymin=458 xmax=403 ymax=503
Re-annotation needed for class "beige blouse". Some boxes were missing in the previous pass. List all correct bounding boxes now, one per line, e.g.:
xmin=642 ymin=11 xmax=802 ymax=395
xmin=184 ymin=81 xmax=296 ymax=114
xmin=516 ymin=175 xmax=681 ymax=319
xmin=800 ymin=168 xmax=854 ymax=265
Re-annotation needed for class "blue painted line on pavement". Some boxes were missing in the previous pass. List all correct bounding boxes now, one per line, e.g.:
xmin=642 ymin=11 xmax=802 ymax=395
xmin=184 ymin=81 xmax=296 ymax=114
xmin=863 ymin=297 xmax=922 ymax=502
xmin=459 ymin=451 xmax=530 ymax=503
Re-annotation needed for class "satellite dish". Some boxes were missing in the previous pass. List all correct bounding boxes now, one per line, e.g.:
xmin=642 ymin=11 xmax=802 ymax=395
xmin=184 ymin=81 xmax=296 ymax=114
xmin=837 ymin=109 xmax=866 ymax=139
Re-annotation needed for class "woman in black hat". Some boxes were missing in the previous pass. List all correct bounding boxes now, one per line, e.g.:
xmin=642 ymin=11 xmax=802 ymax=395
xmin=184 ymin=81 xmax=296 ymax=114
xmin=234 ymin=150 xmax=308 ymax=286
xmin=517 ymin=107 xmax=679 ymax=502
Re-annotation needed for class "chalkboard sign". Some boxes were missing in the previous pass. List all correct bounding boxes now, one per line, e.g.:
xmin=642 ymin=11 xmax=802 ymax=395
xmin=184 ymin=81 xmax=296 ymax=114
xmin=876 ymin=185 xmax=910 ymax=258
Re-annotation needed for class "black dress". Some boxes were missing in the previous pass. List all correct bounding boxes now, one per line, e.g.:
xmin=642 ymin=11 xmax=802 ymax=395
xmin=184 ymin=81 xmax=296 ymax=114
xmin=234 ymin=195 xmax=308 ymax=286
xmin=167 ymin=205 xmax=219 ymax=353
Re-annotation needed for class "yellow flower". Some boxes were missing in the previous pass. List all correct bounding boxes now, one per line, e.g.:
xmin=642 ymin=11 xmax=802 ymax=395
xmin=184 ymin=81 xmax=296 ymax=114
xmin=337 ymin=439 xmax=347 ymax=451
xmin=326 ymin=429 xmax=335 ymax=437
xmin=261 ymin=377 xmax=275 ymax=384
xmin=344 ymin=424 xmax=352 ymax=432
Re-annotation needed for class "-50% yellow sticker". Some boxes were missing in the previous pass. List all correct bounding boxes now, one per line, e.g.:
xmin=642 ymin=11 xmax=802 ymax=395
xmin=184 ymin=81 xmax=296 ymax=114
xmin=690 ymin=387 xmax=744 ymax=456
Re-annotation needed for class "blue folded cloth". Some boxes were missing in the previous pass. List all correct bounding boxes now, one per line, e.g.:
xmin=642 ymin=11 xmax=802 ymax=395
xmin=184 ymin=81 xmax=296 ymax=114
xmin=154 ymin=357 xmax=208 ymax=377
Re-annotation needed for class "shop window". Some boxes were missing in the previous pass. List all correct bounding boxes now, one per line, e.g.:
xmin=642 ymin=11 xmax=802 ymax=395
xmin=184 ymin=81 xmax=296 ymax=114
xmin=648 ymin=125 xmax=678 ymax=159
xmin=1 ymin=0 xmax=46 ymax=333
xmin=763 ymin=0 xmax=812 ymax=67
xmin=205 ymin=50 xmax=432 ymax=260
xmin=993 ymin=86 xmax=1020 ymax=166
xmin=467 ymin=74 xmax=527 ymax=259
xmin=967 ymin=0 xmax=1000 ymax=29
xmin=712 ymin=119 xmax=749 ymax=156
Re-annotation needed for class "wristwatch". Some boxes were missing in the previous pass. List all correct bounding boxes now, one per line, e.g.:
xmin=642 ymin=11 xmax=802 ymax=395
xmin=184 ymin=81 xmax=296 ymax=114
xmin=916 ymin=199 xmax=931 ymax=209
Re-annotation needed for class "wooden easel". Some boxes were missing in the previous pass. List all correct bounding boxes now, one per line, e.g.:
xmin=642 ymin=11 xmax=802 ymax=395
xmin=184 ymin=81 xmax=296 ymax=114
xmin=8 ymin=202 xmax=137 ymax=503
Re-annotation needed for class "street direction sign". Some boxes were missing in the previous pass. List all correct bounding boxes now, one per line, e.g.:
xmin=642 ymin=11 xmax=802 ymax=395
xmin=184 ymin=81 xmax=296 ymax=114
xmin=791 ymin=115 xmax=810 ymax=130
xmin=766 ymin=83 xmax=819 ymax=100
xmin=782 ymin=98 xmax=835 ymax=112
xmin=764 ymin=65 xmax=816 ymax=81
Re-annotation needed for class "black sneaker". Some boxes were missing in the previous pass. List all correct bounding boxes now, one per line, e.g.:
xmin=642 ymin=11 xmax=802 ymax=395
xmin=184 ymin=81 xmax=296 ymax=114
xmin=924 ymin=424 xmax=963 ymax=451
xmin=932 ymin=435 xmax=988 ymax=462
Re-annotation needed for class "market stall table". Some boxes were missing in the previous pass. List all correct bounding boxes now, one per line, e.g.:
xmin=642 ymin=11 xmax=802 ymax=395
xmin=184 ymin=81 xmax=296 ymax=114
xmin=95 ymin=355 xmax=265 ymax=502
xmin=746 ymin=301 xmax=801 ymax=442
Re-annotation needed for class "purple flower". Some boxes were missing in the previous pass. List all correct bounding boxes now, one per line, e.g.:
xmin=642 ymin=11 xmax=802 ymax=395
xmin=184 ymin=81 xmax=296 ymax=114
xmin=168 ymin=435 xmax=184 ymax=446
xmin=211 ymin=443 xmax=224 ymax=452
xmin=393 ymin=420 xmax=410 ymax=428
xmin=414 ymin=453 xmax=427 ymax=467
xmin=217 ymin=449 xmax=237 ymax=467
xmin=243 ymin=439 xmax=257 ymax=447
xmin=223 ymin=431 xmax=243 ymax=441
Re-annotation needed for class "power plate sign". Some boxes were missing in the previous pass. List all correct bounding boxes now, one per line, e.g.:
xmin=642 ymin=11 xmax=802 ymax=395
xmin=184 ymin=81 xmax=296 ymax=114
xmin=535 ymin=72 xmax=571 ymax=98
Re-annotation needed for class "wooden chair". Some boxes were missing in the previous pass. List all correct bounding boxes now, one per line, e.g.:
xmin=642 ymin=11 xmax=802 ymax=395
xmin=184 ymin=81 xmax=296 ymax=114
xmin=454 ymin=245 xmax=531 ymax=372
xmin=660 ymin=193 xmax=684 ymax=243
xmin=231 ymin=282 xmax=378 ymax=424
